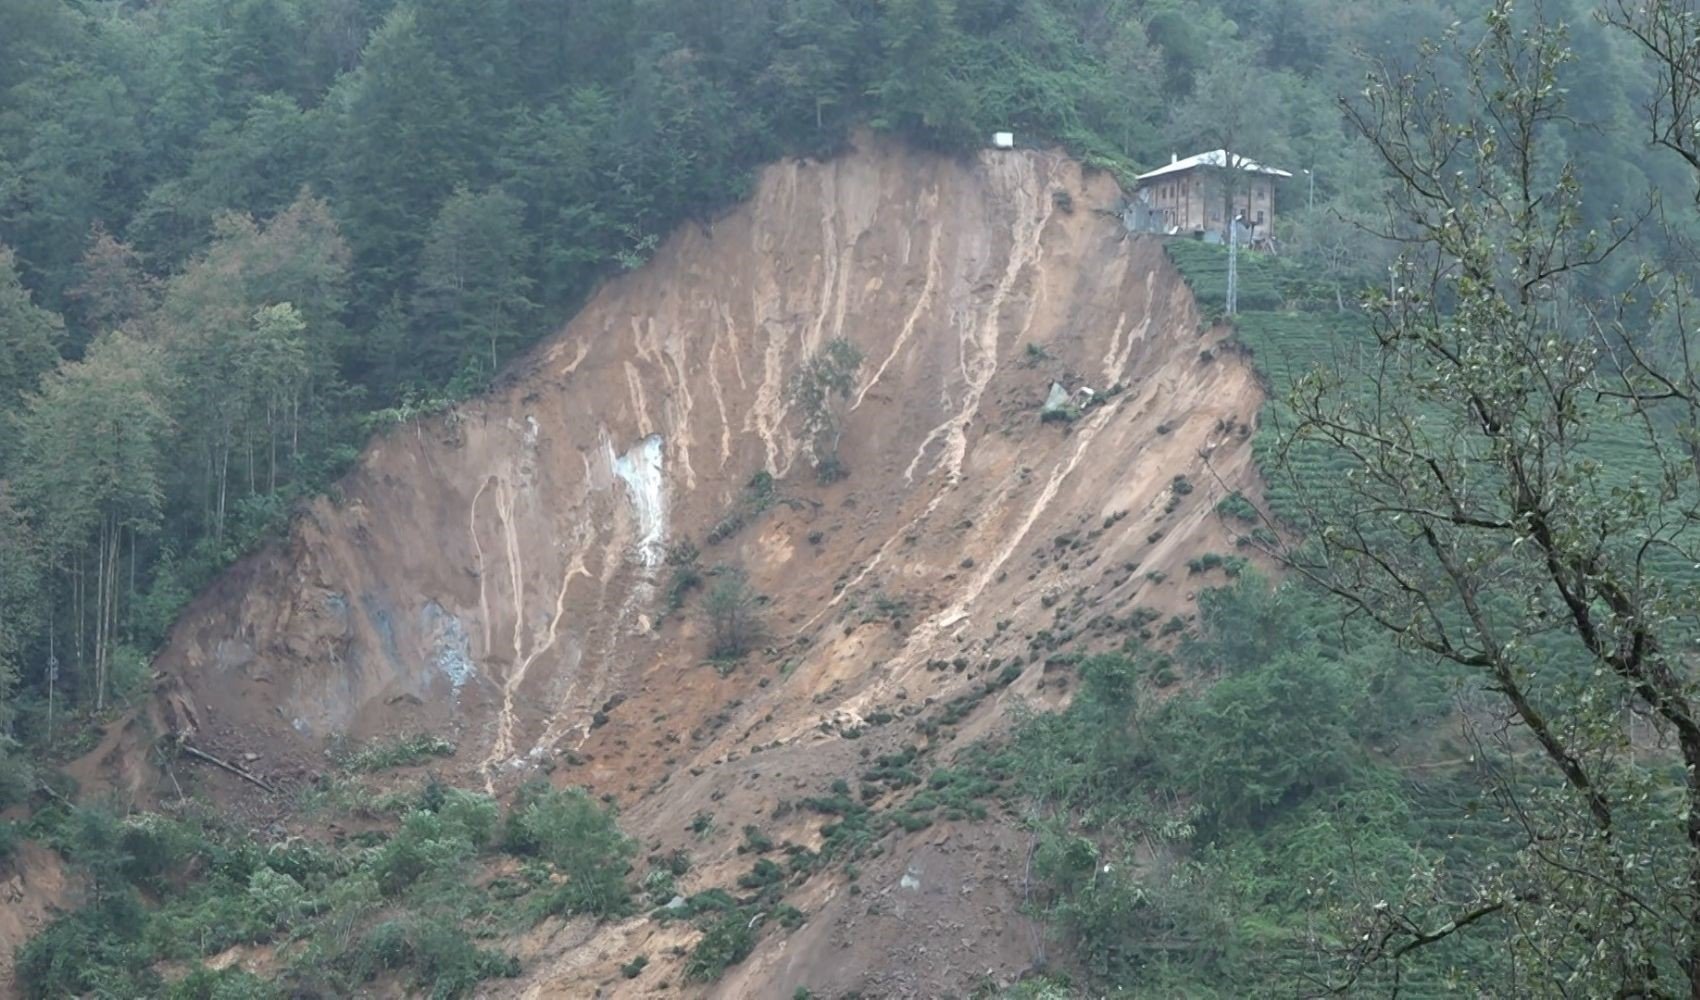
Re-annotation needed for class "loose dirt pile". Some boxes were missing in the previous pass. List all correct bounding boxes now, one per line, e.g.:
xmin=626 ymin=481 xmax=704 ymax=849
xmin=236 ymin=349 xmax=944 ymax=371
xmin=78 ymin=134 xmax=1265 ymax=997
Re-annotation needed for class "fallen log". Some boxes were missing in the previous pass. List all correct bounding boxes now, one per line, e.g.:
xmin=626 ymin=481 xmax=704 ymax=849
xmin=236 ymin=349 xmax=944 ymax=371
xmin=179 ymin=744 xmax=278 ymax=794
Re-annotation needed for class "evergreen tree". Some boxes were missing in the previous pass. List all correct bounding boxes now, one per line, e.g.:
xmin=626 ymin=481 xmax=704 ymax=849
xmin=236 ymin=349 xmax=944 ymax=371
xmin=126 ymin=94 xmax=326 ymax=270
xmin=0 ymin=243 xmax=64 ymax=418
xmin=496 ymin=93 xmax=620 ymax=305
xmin=869 ymin=0 xmax=980 ymax=149
xmin=327 ymin=4 xmax=473 ymax=309
xmin=412 ymin=186 xmax=536 ymax=378
xmin=760 ymin=0 xmax=865 ymax=139
xmin=0 ymin=66 xmax=145 ymax=307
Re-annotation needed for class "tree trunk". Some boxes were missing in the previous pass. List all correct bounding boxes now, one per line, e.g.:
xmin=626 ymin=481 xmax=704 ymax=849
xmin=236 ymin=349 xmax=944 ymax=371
xmin=73 ymin=551 xmax=84 ymax=683
xmin=109 ymin=521 xmax=120 ymax=692
xmin=203 ymin=442 xmax=215 ymax=537
xmin=95 ymin=513 xmax=121 ymax=711
xmin=268 ymin=402 xmax=278 ymax=492
xmin=216 ymin=439 xmax=229 ymax=545
xmin=94 ymin=517 xmax=107 ymax=711
xmin=45 ymin=605 xmax=55 ymax=743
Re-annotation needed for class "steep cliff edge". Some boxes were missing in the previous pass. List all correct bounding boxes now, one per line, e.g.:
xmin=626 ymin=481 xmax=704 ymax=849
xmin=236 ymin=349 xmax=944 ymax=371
xmin=89 ymin=135 xmax=1263 ymax=996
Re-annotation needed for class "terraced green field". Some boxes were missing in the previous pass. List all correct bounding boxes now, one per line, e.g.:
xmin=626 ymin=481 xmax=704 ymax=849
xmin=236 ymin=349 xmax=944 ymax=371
xmin=1164 ymin=240 xmax=1696 ymax=586
xmin=1159 ymin=240 xmax=1687 ymax=996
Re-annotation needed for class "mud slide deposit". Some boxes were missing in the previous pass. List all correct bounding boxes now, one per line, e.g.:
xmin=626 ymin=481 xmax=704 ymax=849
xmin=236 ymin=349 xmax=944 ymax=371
xmin=95 ymin=134 xmax=1265 ymax=997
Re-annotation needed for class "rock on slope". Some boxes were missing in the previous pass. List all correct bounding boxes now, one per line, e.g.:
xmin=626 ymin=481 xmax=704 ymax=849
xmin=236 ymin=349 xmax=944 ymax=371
xmin=110 ymin=134 xmax=1264 ymax=996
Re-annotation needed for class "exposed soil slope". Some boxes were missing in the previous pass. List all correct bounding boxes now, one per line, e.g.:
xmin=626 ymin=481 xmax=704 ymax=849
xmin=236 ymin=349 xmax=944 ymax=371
xmin=0 ymin=843 xmax=69 ymax=994
xmin=101 ymin=135 xmax=1264 ymax=996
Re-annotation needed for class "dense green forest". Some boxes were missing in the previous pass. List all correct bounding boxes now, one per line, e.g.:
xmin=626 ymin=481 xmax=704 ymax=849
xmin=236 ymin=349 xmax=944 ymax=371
xmin=9 ymin=0 xmax=1700 ymax=996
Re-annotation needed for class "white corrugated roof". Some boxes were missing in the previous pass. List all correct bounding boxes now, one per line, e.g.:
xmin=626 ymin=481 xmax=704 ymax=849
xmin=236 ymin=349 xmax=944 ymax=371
xmin=1135 ymin=149 xmax=1293 ymax=183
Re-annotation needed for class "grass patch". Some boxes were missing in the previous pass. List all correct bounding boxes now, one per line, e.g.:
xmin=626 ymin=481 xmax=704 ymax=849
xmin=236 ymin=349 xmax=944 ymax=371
xmin=336 ymin=733 xmax=456 ymax=773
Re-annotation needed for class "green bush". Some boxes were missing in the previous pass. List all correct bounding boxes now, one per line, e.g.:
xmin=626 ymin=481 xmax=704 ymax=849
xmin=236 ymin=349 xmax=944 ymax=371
xmin=117 ymin=814 xmax=204 ymax=892
xmin=17 ymin=909 xmax=159 ymax=999
xmin=1215 ymin=491 xmax=1260 ymax=523
xmin=1186 ymin=552 xmax=1225 ymax=575
xmin=351 ymin=916 xmax=517 ymax=999
xmin=652 ymin=888 xmax=737 ymax=923
xmin=435 ymin=788 xmax=499 ymax=848
xmin=686 ymin=911 xmax=757 ymax=982
xmin=706 ymin=473 xmax=782 ymax=545
xmin=510 ymin=788 xmax=635 ymax=918
xmin=408 ymin=918 xmax=520 ymax=998
xmin=372 ymin=810 xmax=479 ymax=896
xmin=339 ymin=733 xmax=456 ymax=772
xmin=165 ymin=966 xmax=280 ymax=1000
xmin=17 ymin=798 xmax=526 ymax=1000
xmin=641 ymin=867 xmax=677 ymax=904
xmin=740 ymin=824 xmax=775 ymax=853
xmin=704 ymin=566 xmax=764 ymax=663
xmin=1159 ymin=652 xmax=1360 ymax=830
xmin=245 ymin=866 xmax=309 ymax=930
xmin=737 ymin=857 xmax=785 ymax=892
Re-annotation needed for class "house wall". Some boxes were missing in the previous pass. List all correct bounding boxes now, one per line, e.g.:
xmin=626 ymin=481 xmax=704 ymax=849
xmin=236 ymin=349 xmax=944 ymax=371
xmin=1138 ymin=171 xmax=1276 ymax=237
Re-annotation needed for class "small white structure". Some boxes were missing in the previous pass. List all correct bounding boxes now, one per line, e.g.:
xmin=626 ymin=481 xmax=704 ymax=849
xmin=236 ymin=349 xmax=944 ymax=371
xmin=992 ymin=131 xmax=1015 ymax=149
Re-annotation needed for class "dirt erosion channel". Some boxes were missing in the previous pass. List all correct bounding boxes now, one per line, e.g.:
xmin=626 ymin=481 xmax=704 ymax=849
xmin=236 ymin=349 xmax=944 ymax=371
xmin=84 ymin=136 xmax=1265 ymax=996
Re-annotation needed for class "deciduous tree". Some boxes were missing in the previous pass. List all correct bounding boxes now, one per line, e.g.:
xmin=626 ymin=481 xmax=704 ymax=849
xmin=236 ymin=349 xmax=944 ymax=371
xmin=16 ymin=333 xmax=171 ymax=710
xmin=1267 ymin=6 xmax=1700 ymax=990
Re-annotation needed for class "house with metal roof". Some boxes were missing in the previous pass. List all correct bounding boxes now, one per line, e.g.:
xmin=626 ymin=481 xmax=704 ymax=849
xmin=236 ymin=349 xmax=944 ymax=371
xmin=1131 ymin=150 xmax=1292 ymax=244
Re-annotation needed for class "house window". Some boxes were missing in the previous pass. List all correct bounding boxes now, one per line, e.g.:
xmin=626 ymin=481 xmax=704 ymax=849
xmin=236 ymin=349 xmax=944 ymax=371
xmin=1256 ymin=210 xmax=1265 ymax=224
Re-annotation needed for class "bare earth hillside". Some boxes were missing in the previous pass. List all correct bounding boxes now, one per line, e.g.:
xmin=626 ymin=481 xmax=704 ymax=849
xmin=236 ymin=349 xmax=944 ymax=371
xmin=76 ymin=136 xmax=1264 ymax=997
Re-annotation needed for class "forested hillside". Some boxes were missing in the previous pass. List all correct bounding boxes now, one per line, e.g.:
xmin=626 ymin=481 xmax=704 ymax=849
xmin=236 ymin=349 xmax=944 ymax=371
xmin=0 ymin=0 xmax=1668 ymax=768
xmin=8 ymin=0 xmax=1700 ymax=997
xmin=0 ymin=0 xmax=1375 ymax=771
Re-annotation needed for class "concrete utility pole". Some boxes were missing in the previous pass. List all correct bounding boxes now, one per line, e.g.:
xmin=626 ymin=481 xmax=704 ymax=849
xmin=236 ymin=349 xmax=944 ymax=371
xmin=1226 ymin=211 xmax=1239 ymax=316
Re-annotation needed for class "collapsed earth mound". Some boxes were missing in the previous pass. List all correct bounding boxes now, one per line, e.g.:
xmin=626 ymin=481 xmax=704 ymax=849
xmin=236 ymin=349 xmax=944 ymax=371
xmin=103 ymin=135 xmax=1262 ymax=996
